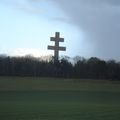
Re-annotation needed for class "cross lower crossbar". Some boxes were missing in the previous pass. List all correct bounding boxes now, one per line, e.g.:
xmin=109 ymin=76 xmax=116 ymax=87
xmin=48 ymin=46 xmax=66 ymax=51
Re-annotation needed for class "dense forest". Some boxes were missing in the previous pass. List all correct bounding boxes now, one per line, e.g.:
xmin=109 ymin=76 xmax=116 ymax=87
xmin=0 ymin=55 xmax=120 ymax=80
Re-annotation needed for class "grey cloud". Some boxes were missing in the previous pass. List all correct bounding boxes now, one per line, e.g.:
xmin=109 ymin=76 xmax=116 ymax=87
xmin=0 ymin=0 xmax=44 ymax=14
xmin=52 ymin=0 xmax=120 ymax=60
xmin=106 ymin=0 xmax=120 ymax=6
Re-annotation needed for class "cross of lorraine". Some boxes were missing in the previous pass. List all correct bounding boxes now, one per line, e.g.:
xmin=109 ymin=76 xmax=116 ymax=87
xmin=48 ymin=32 xmax=66 ymax=61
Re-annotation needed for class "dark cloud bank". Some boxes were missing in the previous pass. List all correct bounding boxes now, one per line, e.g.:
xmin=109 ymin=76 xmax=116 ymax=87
xmin=52 ymin=0 xmax=120 ymax=60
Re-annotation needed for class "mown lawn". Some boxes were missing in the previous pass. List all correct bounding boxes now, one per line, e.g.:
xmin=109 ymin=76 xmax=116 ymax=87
xmin=0 ymin=76 xmax=120 ymax=120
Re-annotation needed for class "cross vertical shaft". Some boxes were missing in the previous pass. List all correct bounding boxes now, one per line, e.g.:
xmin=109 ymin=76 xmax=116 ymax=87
xmin=48 ymin=32 xmax=66 ymax=61
xmin=54 ymin=32 xmax=60 ymax=61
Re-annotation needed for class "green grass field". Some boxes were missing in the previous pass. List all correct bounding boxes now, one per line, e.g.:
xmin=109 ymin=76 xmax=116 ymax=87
xmin=0 ymin=77 xmax=120 ymax=120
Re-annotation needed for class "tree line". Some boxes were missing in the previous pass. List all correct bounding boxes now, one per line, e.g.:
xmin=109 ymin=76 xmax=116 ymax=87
xmin=0 ymin=55 xmax=120 ymax=80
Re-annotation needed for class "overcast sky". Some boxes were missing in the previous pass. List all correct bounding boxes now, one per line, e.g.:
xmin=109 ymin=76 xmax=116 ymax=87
xmin=0 ymin=0 xmax=120 ymax=60
xmin=53 ymin=0 xmax=120 ymax=60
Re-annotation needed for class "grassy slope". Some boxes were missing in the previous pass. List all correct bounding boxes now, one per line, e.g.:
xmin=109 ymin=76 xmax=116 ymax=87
xmin=0 ymin=77 xmax=120 ymax=120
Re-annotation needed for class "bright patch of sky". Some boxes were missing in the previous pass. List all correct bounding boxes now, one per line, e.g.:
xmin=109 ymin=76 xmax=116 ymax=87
xmin=0 ymin=0 xmax=92 ymax=58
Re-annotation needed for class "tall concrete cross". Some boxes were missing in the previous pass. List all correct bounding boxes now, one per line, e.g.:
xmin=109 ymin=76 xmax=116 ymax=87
xmin=48 ymin=32 xmax=66 ymax=61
